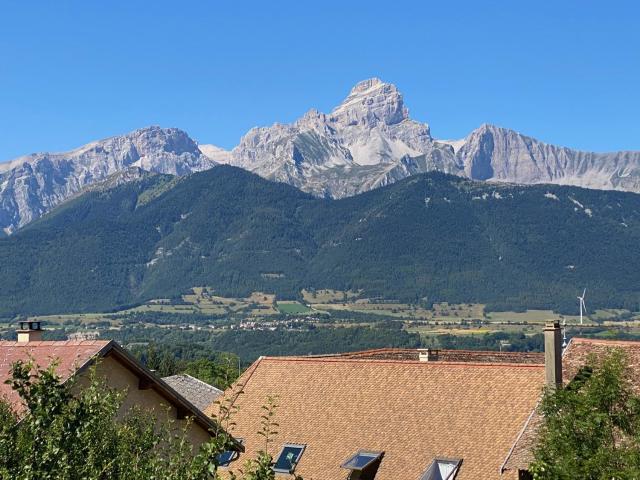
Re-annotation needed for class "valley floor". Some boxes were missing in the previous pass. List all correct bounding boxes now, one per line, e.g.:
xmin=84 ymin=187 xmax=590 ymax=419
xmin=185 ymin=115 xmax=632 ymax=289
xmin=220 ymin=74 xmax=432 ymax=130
xmin=3 ymin=288 xmax=639 ymax=363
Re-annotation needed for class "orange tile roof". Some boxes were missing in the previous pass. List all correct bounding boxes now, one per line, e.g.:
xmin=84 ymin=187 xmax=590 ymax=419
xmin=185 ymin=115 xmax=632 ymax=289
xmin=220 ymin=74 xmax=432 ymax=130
xmin=0 ymin=340 xmax=110 ymax=413
xmin=314 ymin=347 xmax=544 ymax=364
xmin=502 ymin=337 xmax=640 ymax=473
xmin=208 ymin=355 xmax=545 ymax=480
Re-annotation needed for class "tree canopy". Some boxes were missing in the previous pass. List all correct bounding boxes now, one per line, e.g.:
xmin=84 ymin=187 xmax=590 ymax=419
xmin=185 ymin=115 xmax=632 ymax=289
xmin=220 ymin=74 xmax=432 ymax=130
xmin=1 ymin=167 xmax=640 ymax=316
xmin=0 ymin=359 xmax=297 ymax=480
xmin=531 ymin=349 xmax=640 ymax=479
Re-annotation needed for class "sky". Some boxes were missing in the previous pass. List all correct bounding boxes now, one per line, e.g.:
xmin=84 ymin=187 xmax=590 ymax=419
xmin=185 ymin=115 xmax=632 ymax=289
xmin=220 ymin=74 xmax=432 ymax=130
xmin=0 ymin=0 xmax=639 ymax=160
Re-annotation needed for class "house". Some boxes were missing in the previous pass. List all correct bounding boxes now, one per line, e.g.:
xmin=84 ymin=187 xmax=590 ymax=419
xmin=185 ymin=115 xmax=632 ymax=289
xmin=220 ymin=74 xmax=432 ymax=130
xmin=162 ymin=373 xmax=223 ymax=411
xmin=207 ymin=319 xmax=640 ymax=479
xmin=205 ymin=346 xmax=548 ymax=479
xmin=501 ymin=335 xmax=640 ymax=479
xmin=0 ymin=321 xmax=226 ymax=448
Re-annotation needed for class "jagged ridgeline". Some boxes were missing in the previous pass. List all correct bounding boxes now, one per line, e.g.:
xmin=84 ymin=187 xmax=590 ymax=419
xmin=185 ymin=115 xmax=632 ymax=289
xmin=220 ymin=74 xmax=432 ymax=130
xmin=0 ymin=165 xmax=639 ymax=316
xmin=3 ymin=78 xmax=640 ymax=237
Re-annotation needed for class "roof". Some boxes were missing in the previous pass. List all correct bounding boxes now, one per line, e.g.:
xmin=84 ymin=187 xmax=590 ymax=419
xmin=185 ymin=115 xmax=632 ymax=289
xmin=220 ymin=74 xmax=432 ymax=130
xmin=207 ymin=354 xmax=545 ymax=480
xmin=162 ymin=374 xmax=223 ymax=411
xmin=0 ymin=340 xmax=110 ymax=413
xmin=313 ymin=347 xmax=544 ymax=364
xmin=502 ymin=337 xmax=640 ymax=473
xmin=0 ymin=340 xmax=224 ymax=437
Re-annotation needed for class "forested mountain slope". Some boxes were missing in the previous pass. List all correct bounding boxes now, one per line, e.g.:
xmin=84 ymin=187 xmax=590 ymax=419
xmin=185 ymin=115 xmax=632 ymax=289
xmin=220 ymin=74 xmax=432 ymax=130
xmin=0 ymin=127 xmax=215 ymax=234
xmin=1 ymin=166 xmax=639 ymax=315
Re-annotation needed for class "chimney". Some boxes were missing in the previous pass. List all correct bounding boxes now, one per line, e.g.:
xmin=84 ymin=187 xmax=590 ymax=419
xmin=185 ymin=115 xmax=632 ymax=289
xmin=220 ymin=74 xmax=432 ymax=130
xmin=17 ymin=321 xmax=43 ymax=343
xmin=418 ymin=348 xmax=439 ymax=362
xmin=544 ymin=321 xmax=562 ymax=388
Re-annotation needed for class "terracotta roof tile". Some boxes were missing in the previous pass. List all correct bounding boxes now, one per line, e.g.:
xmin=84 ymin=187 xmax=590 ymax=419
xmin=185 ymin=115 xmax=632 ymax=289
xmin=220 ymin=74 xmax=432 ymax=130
xmin=314 ymin=348 xmax=544 ymax=364
xmin=0 ymin=340 xmax=111 ymax=413
xmin=209 ymin=355 xmax=545 ymax=480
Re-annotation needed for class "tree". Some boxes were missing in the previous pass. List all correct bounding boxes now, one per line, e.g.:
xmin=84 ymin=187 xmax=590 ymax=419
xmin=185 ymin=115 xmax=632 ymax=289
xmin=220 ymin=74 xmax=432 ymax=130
xmin=131 ymin=344 xmax=241 ymax=390
xmin=183 ymin=357 xmax=239 ymax=390
xmin=530 ymin=349 xmax=640 ymax=479
xmin=0 ymin=359 xmax=300 ymax=480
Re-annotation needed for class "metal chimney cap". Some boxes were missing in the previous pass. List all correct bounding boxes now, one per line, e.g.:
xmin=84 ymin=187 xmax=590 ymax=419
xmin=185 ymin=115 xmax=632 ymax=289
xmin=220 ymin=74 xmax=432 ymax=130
xmin=18 ymin=320 xmax=43 ymax=331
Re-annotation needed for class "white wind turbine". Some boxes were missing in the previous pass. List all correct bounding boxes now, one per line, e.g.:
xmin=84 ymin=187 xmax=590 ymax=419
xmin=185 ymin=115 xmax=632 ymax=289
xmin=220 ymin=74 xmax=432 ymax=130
xmin=577 ymin=288 xmax=587 ymax=325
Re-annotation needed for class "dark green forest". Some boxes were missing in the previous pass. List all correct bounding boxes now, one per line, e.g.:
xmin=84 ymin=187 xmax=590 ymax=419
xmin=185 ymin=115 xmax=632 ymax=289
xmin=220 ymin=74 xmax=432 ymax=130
xmin=1 ymin=166 xmax=640 ymax=315
xmin=105 ymin=324 xmax=422 ymax=363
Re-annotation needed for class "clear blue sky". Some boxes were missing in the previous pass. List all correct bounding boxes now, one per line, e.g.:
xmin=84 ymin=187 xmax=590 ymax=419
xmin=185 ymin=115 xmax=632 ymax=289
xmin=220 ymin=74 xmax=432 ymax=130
xmin=1 ymin=0 xmax=638 ymax=160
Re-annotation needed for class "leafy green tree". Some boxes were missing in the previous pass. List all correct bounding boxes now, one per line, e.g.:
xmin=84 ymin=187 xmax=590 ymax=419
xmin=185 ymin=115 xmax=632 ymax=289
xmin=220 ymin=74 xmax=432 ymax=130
xmin=131 ymin=343 xmax=241 ymax=389
xmin=0 ymin=359 xmax=299 ymax=480
xmin=530 ymin=349 xmax=640 ymax=479
xmin=183 ymin=357 xmax=239 ymax=390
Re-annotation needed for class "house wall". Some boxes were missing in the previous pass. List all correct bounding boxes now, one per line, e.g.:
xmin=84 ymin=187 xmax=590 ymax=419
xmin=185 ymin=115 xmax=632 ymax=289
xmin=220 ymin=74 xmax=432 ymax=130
xmin=74 ymin=354 xmax=211 ymax=448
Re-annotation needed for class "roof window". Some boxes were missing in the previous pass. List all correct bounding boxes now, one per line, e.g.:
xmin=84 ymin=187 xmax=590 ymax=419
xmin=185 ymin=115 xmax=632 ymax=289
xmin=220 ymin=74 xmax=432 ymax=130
xmin=273 ymin=443 xmax=305 ymax=474
xmin=341 ymin=451 xmax=384 ymax=479
xmin=420 ymin=458 xmax=462 ymax=480
xmin=217 ymin=438 xmax=244 ymax=467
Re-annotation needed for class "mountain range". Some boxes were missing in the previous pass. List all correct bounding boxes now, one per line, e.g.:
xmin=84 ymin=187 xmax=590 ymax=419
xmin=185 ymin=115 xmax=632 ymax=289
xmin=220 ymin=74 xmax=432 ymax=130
xmin=0 ymin=127 xmax=215 ymax=234
xmin=2 ymin=78 xmax=640 ymax=235
xmin=1 ymin=166 xmax=639 ymax=316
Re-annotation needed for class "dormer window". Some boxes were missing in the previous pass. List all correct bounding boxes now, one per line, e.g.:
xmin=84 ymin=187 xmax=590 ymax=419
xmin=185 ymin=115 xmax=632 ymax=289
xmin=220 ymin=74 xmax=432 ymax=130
xmin=273 ymin=443 xmax=305 ymax=474
xmin=420 ymin=458 xmax=462 ymax=480
xmin=341 ymin=451 xmax=384 ymax=480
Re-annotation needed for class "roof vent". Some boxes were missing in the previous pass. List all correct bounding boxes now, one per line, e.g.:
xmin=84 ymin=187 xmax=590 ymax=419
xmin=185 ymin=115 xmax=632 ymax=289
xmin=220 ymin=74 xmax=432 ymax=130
xmin=17 ymin=321 xmax=43 ymax=343
xmin=418 ymin=348 xmax=439 ymax=362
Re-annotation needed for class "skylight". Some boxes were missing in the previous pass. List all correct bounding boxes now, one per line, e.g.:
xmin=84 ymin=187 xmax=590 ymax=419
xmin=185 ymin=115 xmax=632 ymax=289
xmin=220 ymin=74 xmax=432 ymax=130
xmin=420 ymin=458 xmax=462 ymax=480
xmin=341 ymin=451 xmax=384 ymax=471
xmin=273 ymin=444 xmax=305 ymax=474
xmin=217 ymin=450 xmax=237 ymax=467
xmin=216 ymin=438 xmax=243 ymax=467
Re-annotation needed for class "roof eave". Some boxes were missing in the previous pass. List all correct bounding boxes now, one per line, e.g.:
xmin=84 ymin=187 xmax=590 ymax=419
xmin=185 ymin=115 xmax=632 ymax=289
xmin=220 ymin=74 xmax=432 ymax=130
xmin=74 ymin=341 xmax=243 ymax=451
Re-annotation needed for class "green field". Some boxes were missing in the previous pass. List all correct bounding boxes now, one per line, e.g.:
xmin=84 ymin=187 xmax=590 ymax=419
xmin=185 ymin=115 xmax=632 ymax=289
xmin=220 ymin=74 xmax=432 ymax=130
xmin=486 ymin=310 xmax=585 ymax=324
xmin=16 ymin=286 xmax=640 ymax=344
xmin=276 ymin=301 xmax=314 ymax=315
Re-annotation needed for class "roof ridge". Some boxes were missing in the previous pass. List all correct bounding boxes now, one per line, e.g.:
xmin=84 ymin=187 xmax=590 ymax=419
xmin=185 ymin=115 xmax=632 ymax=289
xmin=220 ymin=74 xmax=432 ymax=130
xmin=165 ymin=373 xmax=223 ymax=394
xmin=310 ymin=347 xmax=542 ymax=356
xmin=0 ymin=340 xmax=111 ymax=346
xmin=258 ymin=356 xmax=544 ymax=368
xmin=572 ymin=337 xmax=640 ymax=346
xmin=210 ymin=356 xmax=264 ymax=416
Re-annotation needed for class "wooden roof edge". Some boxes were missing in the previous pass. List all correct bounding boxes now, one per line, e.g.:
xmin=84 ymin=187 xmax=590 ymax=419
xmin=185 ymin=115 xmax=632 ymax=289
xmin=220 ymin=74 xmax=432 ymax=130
xmin=83 ymin=341 xmax=243 ymax=451
xmin=500 ymin=399 xmax=541 ymax=473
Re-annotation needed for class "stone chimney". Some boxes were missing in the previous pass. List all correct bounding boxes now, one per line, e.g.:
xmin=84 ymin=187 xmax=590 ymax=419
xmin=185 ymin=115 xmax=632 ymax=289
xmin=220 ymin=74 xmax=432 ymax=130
xmin=544 ymin=321 xmax=562 ymax=388
xmin=17 ymin=321 xmax=43 ymax=343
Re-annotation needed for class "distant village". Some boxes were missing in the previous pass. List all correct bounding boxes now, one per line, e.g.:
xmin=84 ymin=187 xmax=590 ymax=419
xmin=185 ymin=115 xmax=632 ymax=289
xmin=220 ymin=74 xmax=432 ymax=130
xmin=1 ymin=318 xmax=637 ymax=479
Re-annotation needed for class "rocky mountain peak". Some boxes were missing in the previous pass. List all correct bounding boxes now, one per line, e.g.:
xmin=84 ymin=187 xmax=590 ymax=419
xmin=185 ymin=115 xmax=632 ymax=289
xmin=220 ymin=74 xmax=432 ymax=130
xmin=6 ymin=78 xmax=640 ymax=236
xmin=330 ymin=78 xmax=409 ymax=127
xmin=0 ymin=127 xmax=216 ymax=234
xmin=226 ymin=78 xmax=447 ymax=197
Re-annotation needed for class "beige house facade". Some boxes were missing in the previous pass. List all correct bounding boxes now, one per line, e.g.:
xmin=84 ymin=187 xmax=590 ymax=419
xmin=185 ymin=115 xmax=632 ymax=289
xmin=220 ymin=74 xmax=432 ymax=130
xmin=0 ymin=321 xmax=224 ymax=448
